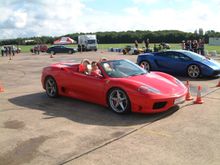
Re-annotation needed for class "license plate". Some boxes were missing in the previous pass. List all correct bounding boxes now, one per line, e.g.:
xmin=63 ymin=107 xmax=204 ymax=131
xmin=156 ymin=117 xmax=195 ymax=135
xmin=174 ymin=96 xmax=185 ymax=105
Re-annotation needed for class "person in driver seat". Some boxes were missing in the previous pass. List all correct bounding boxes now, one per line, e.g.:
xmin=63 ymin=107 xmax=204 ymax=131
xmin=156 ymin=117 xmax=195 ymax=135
xmin=91 ymin=61 xmax=102 ymax=77
xmin=79 ymin=59 xmax=90 ymax=74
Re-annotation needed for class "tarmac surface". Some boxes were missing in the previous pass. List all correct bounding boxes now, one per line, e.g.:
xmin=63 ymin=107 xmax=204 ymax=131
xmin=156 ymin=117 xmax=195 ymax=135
xmin=0 ymin=51 xmax=220 ymax=165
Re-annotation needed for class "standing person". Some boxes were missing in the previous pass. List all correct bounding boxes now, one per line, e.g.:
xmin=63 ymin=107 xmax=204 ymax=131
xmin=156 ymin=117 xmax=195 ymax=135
xmin=134 ymin=40 xmax=138 ymax=48
xmin=185 ymin=40 xmax=189 ymax=50
xmin=145 ymin=38 xmax=149 ymax=49
xmin=200 ymin=38 xmax=205 ymax=56
xmin=8 ymin=46 xmax=12 ymax=60
xmin=37 ymin=45 xmax=40 ymax=55
xmin=189 ymin=40 xmax=192 ymax=51
xmin=181 ymin=40 xmax=185 ymax=50
xmin=12 ymin=47 xmax=15 ymax=56
xmin=5 ymin=46 xmax=8 ymax=56
xmin=1 ymin=46 xmax=5 ymax=56
xmin=198 ymin=39 xmax=202 ymax=54
xmin=192 ymin=40 xmax=198 ymax=53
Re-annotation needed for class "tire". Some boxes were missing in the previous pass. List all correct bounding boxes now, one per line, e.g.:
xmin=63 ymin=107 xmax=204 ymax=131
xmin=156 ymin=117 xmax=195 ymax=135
xmin=140 ymin=61 xmax=151 ymax=72
xmin=107 ymin=88 xmax=131 ymax=114
xmin=187 ymin=64 xmax=200 ymax=78
xmin=68 ymin=50 xmax=72 ymax=54
xmin=45 ymin=77 xmax=59 ymax=98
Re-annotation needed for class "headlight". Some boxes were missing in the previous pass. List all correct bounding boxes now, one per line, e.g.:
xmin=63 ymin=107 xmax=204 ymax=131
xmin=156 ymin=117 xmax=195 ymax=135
xmin=138 ymin=85 xmax=161 ymax=94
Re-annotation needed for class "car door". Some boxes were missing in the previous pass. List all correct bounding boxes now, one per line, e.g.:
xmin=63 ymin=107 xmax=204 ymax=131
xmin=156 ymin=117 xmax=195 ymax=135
xmin=57 ymin=46 xmax=63 ymax=53
xmin=67 ymin=72 xmax=106 ymax=105
xmin=52 ymin=46 xmax=58 ymax=53
xmin=154 ymin=51 xmax=190 ymax=74
xmin=153 ymin=52 xmax=172 ymax=72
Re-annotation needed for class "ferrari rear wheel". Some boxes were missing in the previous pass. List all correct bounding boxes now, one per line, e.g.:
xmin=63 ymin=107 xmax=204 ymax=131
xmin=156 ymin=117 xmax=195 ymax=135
xmin=45 ymin=77 xmax=58 ymax=98
xmin=108 ymin=88 xmax=131 ymax=114
xmin=140 ymin=61 xmax=151 ymax=71
xmin=187 ymin=64 xmax=200 ymax=78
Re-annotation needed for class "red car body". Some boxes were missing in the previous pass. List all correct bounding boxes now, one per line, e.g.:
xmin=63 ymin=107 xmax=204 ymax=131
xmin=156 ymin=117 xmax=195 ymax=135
xmin=41 ymin=60 xmax=187 ymax=114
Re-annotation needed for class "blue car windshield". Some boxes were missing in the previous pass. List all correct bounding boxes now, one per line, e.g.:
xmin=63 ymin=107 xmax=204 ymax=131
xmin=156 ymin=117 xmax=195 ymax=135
xmin=100 ymin=60 xmax=147 ymax=78
xmin=183 ymin=51 xmax=206 ymax=62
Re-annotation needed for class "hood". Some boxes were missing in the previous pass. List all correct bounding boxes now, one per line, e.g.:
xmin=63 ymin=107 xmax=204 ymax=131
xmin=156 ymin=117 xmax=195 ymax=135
xmin=200 ymin=58 xmax=220 ymax=70
xmin=123 ymin=72 xmax=186 ymax=96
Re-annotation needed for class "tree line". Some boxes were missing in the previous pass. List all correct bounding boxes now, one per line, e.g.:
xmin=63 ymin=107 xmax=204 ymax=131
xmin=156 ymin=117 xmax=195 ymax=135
xmin=1 ymin=30 xmax=220 ymax=45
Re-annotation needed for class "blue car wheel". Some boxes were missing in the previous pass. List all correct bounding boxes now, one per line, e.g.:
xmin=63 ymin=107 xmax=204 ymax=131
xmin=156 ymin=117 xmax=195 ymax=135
xmin=187 ymin=64 xmax=200 ymax=78
xmin=140 ymin=60 xmax=151 ymax=71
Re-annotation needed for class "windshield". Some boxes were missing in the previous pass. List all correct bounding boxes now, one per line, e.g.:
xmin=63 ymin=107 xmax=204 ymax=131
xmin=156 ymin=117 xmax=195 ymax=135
xmin=88 ymin=40 xmax=96 ymax=44
xmin=183 ymin=51 xmax=206 ymax=62
xmin=100 ymin=60 xmax=147 ymax=78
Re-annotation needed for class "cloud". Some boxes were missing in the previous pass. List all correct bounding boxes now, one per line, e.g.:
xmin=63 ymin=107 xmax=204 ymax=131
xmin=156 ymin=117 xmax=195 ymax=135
xmin=132 ymin=0 xmax=159 ymax=4
xmin=0 ymin=0 xmax=85 ymax=38
xmin=123 ymin=7 xmax=142 ymax=15
xmin=0 ymin=0 xmax=220 ymax=39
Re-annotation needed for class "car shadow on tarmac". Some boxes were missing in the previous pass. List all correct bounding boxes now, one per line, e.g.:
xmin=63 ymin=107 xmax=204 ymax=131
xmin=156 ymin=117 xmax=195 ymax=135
xmin=9 ymin=92 xmax=179 ymax=127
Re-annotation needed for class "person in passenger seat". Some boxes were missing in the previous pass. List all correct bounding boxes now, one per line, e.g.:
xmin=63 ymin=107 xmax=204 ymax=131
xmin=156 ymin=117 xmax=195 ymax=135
xmin=91 ymin=61 xmax=102 ymax=77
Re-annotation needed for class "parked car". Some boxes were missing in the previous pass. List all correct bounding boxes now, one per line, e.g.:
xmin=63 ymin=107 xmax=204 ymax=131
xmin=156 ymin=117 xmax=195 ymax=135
xmin=122 ymin=45 xmax=144 ymax=55
xmin=41 ymin=59 xmax=187 ymax=114
xmin=46 ymin=45 xmax=76 ymax=55
xmin=137 ymin=50 xmax=220 ymax=78
xmin=30 ymin=44 xmax=48 ymax=53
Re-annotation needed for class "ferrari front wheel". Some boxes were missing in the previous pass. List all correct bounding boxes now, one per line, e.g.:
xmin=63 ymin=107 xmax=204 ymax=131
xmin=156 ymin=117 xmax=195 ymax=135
xmin=187 ymin=64 xmax=200 ymax=78
xmin=45 ymin=77 xmax=58 ymax=98
xmin=140 ymin=61 xmax=151 ymax=71
xmin=108 ymin=88 xmax=131 ymax=114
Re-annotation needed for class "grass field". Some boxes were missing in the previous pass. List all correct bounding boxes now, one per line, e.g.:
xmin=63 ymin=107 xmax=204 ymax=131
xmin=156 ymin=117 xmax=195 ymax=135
xmin=19 ymin=43 xmax=220 ymax=54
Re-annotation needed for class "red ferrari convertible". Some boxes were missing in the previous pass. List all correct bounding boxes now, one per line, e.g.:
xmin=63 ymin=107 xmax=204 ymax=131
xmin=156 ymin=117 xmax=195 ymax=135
xmin=41 ymin=59 xmax=187 ymax=114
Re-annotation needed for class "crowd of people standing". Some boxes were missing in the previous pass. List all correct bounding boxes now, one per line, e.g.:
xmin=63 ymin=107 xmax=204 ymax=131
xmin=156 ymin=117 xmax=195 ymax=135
xmin=181 ymin=39 xmax=205 ymax=55
xmin=1 ymin=46 xmax=15 ymax=57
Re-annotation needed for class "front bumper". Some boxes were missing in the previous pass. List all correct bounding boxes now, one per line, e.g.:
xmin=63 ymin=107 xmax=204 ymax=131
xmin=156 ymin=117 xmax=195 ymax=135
xmin=129 ymin=90 xmax=187 ymax=114
xmin=212 ymin=70 xmax=220 ymax=76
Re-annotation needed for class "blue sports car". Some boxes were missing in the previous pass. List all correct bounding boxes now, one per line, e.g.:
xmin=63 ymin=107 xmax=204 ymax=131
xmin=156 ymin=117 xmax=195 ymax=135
xmin=137 ymin=50 xmax=220 ymax=78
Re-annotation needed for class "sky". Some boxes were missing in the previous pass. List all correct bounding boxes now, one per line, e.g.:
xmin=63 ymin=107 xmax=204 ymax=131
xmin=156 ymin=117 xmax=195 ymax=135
xmin=0 ymin=0 xmax=220 ymax=39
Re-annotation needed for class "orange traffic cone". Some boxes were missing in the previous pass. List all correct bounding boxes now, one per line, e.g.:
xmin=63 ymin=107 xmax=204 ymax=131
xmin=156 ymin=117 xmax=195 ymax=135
xmin=194 ymin=86 xmax=204 ymax=104
xmin=0 ymin=83 xmax=4 ymax=92
xmin=185 ymin=80 xmax=193 ymax=100
xmin=216 ymin=79 xmax=220 ymax=87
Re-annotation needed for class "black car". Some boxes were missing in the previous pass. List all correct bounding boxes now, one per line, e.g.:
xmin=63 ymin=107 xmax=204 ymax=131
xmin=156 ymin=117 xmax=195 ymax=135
xmin=46 ymin=45 xmax=76 ymax=54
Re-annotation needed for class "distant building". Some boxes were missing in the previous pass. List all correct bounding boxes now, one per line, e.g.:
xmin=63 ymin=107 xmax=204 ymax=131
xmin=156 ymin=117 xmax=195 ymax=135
xmin=209 ymin=37 xmax=220 ymax=46
xmin=24 ymin=39 xmax=35 ymax=43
